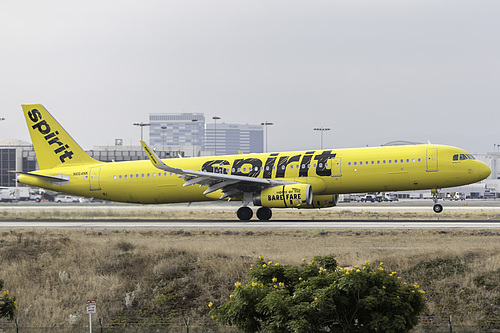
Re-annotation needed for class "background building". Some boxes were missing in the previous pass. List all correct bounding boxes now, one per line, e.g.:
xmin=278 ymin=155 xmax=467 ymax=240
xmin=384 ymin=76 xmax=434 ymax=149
xmin=149 ymin=113 xmax=205 ymax=157
xmin=205 ymin=123 xmax=263 ymax=155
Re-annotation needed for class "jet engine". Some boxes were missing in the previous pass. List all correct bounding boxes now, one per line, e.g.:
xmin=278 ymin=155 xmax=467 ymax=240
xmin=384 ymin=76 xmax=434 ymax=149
xmin=299 ymin=194 xmax=339 ymax=208
xmin=253 ymin=184 xmax=312 ymax=208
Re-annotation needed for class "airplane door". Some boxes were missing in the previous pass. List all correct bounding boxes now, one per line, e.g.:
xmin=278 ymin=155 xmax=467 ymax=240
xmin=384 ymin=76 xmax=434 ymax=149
xmin=331 ymin=157 xmax=342 ymax=177
xmin=426 ymin=149 xmax=438 ymax=172
xmin=89 ymin=167 xmax=101 ymax=191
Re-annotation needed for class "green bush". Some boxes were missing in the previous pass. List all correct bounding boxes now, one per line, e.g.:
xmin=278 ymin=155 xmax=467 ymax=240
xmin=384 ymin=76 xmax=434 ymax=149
xmin=0 ymin=278 xmax=17 ymax=320
xmin=210 ymin=256 xmax=425 ymax=333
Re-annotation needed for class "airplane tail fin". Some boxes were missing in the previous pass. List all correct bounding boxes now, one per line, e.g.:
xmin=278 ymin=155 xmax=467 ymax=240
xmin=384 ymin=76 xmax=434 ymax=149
xmin=22 ymin=104 xmax=99 ymax=169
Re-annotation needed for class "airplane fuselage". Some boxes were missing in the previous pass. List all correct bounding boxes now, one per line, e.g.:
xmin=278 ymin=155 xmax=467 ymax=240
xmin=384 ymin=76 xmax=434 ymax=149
xmin=19 ymin=144 xmax=490 ymax=205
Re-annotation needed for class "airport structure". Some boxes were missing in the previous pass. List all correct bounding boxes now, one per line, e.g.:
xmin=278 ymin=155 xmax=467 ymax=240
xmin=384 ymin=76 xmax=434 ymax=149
xmin=149 ymin=113 xmax=205 ymax=157
xmin=2 ymin=137 xmax=500 ymax=197
xmin=205 ymin=122 xmax=263 ymax=155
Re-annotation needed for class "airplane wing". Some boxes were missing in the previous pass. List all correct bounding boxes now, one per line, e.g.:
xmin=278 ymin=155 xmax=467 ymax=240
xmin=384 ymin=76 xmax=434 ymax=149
xmin=141 ymin=141 xmax=297 ymax=200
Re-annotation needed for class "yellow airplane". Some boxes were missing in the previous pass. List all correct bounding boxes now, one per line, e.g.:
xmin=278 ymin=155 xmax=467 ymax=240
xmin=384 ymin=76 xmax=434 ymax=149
xmin=17 ymin=104 xmax=491 ymax=220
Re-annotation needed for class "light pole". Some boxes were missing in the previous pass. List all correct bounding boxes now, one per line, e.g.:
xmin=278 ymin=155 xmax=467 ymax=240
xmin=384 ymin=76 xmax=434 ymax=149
xmin=191 ymin=118 xmax=198 ymax=157
xmin=133 ymin=122 xmax=150 ymax=142
xmin=261 ymin=122 xmax=273 ymax=153
xmin=161 ymin=125 xmax=167 ymax=155
xmin=314 ymin=127 xmax=330 ymax=149
xmin=212 ymin=116 xmax=220 ymax=155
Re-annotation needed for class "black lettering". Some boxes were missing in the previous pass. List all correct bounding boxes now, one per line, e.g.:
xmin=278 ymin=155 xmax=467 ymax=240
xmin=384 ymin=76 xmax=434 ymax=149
xmin=59 ymin=150 xmax=74 ymax=162
xmin=202 ymin=159 xmax=230 ymax=174
xmin=54 ymin=144 xmax=70 ymax=154
xmin=299 ymin=152 xmax=315 ymax=177
xmin=44 ymin=131 xmax=59 ymax=140
xmin=263 ymin=156 xmax=276 ymax=178
xmin=314 ymin=150 xmax=336 ymax=177
xmin=276 ymin=155 xmax=301 ymax=178
xmin=32 ymin=120 xmax=51 ymax=135
xmin=232 ymin=158 xmax=262 ymax=177
xmin=48 ymin=137 xmax=64 ymax=147
xmin=28 ymin=109 xmax=42 ymax=123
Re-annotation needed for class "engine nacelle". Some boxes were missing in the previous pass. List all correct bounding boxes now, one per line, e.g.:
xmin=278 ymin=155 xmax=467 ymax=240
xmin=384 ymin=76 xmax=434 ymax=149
xmin=253 ymin=184 xmax=312 ymax=208
xmin=299 ymin=194 xmax=339 ymax=209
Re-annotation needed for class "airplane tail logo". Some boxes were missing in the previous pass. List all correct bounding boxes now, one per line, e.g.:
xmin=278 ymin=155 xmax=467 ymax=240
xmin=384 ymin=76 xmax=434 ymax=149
xmin=22 ymin=104 xmax=98 ymax=169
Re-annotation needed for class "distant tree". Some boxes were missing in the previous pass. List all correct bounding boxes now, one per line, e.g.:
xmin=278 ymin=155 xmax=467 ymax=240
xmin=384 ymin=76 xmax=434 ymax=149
xmin=0 ymin=278 xmax=17 ymax=320
xmin=210 ymin=256 xmax=425 ymax=333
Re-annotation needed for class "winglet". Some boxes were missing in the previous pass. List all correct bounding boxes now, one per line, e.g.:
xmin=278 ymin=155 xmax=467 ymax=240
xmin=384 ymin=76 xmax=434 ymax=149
xmin=140 ymin=141 xmax=183 ymax=174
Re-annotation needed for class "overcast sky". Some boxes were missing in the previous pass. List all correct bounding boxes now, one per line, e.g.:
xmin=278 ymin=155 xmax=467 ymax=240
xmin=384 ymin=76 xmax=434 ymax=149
xmin=1 ymin=0 xmax=499 ymax=154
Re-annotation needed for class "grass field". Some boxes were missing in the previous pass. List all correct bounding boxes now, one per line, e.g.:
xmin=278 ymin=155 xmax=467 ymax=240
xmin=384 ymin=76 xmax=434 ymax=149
xmin=1 ymin=223 xmax=500 ymax=331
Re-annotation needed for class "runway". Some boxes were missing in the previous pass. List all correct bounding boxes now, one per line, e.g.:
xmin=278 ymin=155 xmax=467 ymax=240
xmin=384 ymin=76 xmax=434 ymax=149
xmin=0 ymin=220 xmax=499 ymax=229
xmin=0 ymin=199 xmax=499 ymax=229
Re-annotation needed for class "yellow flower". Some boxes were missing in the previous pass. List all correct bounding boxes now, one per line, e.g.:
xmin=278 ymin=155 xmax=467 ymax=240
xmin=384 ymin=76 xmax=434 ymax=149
xmin=230 ymin=294 xmax=234 ymax=298
xmin=380 ymin=262 xmax=384 ymax=266
xmin=279 ymin=282 xmax=284 ymax=287
xmin=259 ymin=255 xmax=264 ymax=260
xmin=382 ymin=286 xmax=386 ymax=289
xmin=262 ymin=264 xmax=267 ymax=268
xmin=268 ymin=261 xmax=273 ymax=265
xmin=314 ymin=297 xmax=318 ymax=301
xmin=275 ymin=262 xmax=280 ymax=266
xmin=299 ymin=277 xmax=303 ymax=281
xmin=419 ymin=290 xmax=426 ymax=294
xmin=3 ymin=290 xmax=9 ymax=296
xmin=302 ymin=258 xmax=306 ymax=262
xmin=345 ymin=271 xmax=350 ymax=275
xmin=356 ymin=269 xmax=361 ymax=273
xmin=235 ymin=281 xmax=242 ymax=288
xmin=252 ymin=282 xmax=258 ymax=287
xmin=365 ymin=260 xmax=370 ymax=265
xmin=272 ymin=277 xmax=278 ymax=283
xmin=354 ymin=266 xmax=359 ymax=269
xmin=208 ymin=302 xmax=213 ymax=308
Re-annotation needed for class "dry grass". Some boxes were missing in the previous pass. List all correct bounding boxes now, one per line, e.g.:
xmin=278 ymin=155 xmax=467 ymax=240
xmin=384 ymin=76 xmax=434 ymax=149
xmin=1 ymin=203 xmax=500 ymax=221
xmin=0 ymin=227 xmax=500 ymax=329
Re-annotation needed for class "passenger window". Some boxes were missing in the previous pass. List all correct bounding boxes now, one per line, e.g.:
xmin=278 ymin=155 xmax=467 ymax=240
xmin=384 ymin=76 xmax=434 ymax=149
xmin=406 ymin=159 xmax=409 ymax=163
xmin=389 ymin=160 xmax=392 ymax=164
xmin=348 ymin=162 xmax=351 ymax=166
xmin=360 ymin=161 xmax=363 ymax=165
xmin=412 ymin=158 xmax=415 ymax=163
xmin=394 ymin=160 xmax=397 ymax=164
xmin=354 ymin=162 xmax=357 ymax=166
xmin=113 ymin=175 xmax=117 ymax=180
xmin=377 ymin=161 xmax=380 ymax=164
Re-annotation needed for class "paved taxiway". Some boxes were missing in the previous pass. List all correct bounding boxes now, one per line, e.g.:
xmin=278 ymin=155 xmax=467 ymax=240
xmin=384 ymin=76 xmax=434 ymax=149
xmin=0 ymin=220 xmax=499 ymax=229
xmin=0 ymin=199 xmax=499 ymax=229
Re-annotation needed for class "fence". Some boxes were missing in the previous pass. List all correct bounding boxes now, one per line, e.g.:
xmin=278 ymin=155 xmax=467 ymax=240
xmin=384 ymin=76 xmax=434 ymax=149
xmin=2 ymin=316 xmax=500 ymax=332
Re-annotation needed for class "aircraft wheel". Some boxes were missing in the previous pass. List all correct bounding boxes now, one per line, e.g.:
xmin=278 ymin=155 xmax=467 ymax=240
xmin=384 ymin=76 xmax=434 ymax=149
xmin=256 ymin=207 xmax=272 ymax=221
xmin=433 ymin=204 xmax=443 ymax=213
xmin=237 ymin=206 xmax=253 ymax=221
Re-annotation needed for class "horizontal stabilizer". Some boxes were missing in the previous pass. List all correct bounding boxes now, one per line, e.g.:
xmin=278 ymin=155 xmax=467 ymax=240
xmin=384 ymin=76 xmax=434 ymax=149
xmin=13 ymin=171 xmax=70 ymax=185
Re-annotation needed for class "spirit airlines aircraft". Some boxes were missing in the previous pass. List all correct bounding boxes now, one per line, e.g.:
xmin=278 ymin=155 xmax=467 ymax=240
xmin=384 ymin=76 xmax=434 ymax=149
xmin=17 ymin=104 xmax=491 ymax=220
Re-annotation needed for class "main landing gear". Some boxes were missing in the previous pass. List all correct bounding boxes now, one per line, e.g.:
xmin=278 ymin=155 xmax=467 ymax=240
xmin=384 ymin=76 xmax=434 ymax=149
xmin=431 ymin=189 xmax=443 ymax=213
xmin=237 ymin=206 xmax=272 ymax=221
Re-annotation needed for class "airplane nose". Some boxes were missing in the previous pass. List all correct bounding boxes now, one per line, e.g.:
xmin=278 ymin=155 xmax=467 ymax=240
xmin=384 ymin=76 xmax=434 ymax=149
xmin=477 ymin=161 xmax=491 ymax=180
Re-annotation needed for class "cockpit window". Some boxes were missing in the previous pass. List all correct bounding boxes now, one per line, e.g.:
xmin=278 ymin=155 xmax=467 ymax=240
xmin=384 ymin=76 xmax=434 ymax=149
xmin=453 ymin=153 xmax=476 ymax=161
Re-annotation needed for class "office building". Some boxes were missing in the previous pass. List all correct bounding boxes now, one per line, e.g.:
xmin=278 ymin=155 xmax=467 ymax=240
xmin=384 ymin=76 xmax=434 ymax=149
xmin=205 ymin=123 xmax=263 ymax=155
